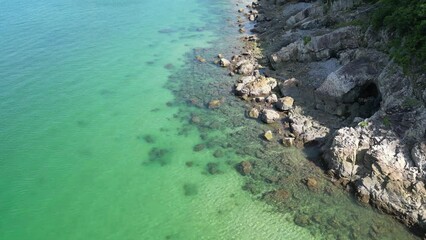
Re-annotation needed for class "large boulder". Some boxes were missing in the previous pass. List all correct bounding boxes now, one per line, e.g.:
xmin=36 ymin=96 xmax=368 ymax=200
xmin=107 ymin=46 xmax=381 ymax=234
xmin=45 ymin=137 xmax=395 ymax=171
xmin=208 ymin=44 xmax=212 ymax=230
xmin=275 ymin=96 xmax=294 ymax=111
xmin=260 ymin=109 xmax=281 ymax=123
xmin=235 ymin=76 xmax=277 ymax=97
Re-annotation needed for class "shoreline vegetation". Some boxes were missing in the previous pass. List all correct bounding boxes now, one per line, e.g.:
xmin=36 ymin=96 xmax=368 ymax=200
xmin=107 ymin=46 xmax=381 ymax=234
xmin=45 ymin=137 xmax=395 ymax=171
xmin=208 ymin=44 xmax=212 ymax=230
xmin=202 ymin=0 xmax=425 ymax=237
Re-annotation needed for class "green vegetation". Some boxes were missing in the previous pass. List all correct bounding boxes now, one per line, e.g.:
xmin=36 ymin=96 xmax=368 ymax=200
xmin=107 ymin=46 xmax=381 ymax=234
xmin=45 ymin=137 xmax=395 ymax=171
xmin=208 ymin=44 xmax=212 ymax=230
xmin=370 ymin=0 xmax=426 ymax=69
xmin=333 ymin=19 xmax=367 ymax=30
xmin=402 ymin=98 xmax=422 ymax=109
xmin=359 ymin=121 xmax=369 ymax=128
xmin=303 ymin=36 xmax=312 ymax=45
xmin=382 ymin=116 xmax=391 ymax=128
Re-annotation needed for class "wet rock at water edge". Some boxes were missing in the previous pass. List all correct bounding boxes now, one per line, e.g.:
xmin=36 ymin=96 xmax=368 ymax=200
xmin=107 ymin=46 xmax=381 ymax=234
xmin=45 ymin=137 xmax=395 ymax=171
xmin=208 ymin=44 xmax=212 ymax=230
xmin=206 ymin=162 xmax=222 ymax=175
xmin=260 ymin=109 xmax=280 ymax=123
xmin=193 ymin=143 xmax=205 ymax=152
xmin=281 ymin=137 xmax=294 ymax=147
xmin=266 ymin=94 xmax=278 ymax=104
xmin=275 ymin=96 xmax=294 ymax=111
xmin=183 ymin=183 xmax=198 ymax=196
xmin=236 ymin=161 xmax=252 ymax=175
xmin=219 ymin=58 xmax=231 ymax=67
xmin=264 ymin=130 xmax=273 ymax=141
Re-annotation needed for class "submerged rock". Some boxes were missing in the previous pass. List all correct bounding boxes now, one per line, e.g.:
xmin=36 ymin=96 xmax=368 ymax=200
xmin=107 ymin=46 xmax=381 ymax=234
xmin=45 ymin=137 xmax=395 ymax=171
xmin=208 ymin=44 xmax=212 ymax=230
xmin=264 ymin=130 xmax=273 ymax=141
xmin=206 ymin=162 xmax=221 ymax=175
xmin=208 ymin=99 xmax=221 ymax=109
xmin=193 ymin=144 xmax=205 ymax=152
xmin=248 ymin=108 xmax=260 ymax=119
xmin=236 ymin=161 xmax=252 ymax=175
xmin=183 ymin=183 xmax=198 ymax=196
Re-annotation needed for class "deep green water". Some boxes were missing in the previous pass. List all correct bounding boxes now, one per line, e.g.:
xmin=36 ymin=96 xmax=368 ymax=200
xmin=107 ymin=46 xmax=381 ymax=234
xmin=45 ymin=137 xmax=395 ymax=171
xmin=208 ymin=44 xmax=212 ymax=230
xmin=0 ymin=0 xmax=420 ymax=239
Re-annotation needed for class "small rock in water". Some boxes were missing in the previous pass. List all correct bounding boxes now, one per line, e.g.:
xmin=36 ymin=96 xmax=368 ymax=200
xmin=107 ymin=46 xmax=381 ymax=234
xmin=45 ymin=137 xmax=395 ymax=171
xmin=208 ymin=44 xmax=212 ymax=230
xmin=248 ymin=108 xmax=259 ymax=119
xmin=195 ymin=55 xmax=206 ymax=63
xmin=213 ymin=149 xmax=224 ymax=158
xmin=183 ymin=183 xmax=198 ymax=196
xmin=219 ymin=58 xmax=231 ymax=67
xmin=264 ymin=130 xmax=273 ymax=141
xmin=185 ymin=161 xmax=194 ymax=167
xmin=239 ymin=28 xmax=245 ymax=33
xmin=236 ymin=161 xmax=252 ymax=175
xmin=304 ymin=177 xmax=318 ymax=191
xmin=208 ymin=99 xmax=221 ymax=109
xmin=190 ymin=115 xmax=201 ymax=124
xmin=193 ymin=144 xmax=205 ymax=152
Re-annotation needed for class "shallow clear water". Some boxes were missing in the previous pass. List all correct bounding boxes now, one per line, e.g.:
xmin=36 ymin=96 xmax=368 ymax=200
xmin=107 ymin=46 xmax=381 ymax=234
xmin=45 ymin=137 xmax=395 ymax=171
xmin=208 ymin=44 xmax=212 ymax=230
xmin=0 ymin=0 xmax=420 ymax=239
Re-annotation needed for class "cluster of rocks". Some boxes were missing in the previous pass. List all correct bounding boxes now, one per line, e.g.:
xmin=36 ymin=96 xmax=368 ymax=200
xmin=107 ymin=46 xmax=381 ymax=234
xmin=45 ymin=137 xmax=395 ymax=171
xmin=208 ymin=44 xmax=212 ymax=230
xmin=251 ymin=0 xmax=426 ymax=234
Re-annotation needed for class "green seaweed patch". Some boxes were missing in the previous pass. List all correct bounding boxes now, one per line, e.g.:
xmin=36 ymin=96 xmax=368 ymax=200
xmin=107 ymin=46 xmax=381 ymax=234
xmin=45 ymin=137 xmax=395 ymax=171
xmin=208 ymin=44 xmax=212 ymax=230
xmin=144 ymin=147 xmax=171 ymax=166
xmin=206 ymin=162 xmax=223 ymax=175
xmin=183 ymin=183 xmax=198 ymax=196
xmin=402 ymin=98 xmax=421 ymax=109
xmin=137 ymin=134 xmax=156 ymax=144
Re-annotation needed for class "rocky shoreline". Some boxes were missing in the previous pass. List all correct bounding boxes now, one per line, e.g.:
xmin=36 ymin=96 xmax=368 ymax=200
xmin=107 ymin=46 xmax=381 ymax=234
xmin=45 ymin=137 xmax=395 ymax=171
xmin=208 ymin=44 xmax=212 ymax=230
xmin=221 ymin=0 xmax=426 ymax=236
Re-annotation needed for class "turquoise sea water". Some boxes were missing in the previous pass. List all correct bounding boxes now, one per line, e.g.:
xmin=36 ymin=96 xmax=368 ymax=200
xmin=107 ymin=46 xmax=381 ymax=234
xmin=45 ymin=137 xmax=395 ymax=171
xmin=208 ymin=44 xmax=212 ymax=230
xmin=0 ymin=0 xmax=420 ymax=239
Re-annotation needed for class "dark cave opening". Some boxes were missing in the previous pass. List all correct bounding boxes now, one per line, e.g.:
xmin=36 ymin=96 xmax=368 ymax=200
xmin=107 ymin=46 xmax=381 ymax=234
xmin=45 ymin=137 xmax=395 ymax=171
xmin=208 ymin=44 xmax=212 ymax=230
xmin=356 ymin=82 xmax=381 ymax=118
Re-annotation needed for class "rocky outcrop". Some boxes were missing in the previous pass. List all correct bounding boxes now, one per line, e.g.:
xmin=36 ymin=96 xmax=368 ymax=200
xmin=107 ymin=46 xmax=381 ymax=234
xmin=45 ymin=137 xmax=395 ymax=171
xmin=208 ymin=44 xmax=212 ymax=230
xmin=254 ymin=0 xmax=426 ymax=233
xmin=235 ymin=75 xmax=278 ymax=97
xmin=270 ymin=26 xmax=362 ymax=67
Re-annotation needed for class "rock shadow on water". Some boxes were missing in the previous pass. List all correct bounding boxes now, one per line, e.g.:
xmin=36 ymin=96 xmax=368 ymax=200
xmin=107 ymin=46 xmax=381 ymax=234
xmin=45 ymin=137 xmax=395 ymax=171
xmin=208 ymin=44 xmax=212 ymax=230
xmin=183 ymin=183 xmax=198 ymax=196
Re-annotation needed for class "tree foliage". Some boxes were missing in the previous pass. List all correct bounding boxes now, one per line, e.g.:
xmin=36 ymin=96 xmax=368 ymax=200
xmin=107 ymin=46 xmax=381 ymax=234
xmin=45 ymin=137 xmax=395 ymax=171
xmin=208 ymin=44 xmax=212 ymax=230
xmin=371 ymin=0 xmax=426 ymax=69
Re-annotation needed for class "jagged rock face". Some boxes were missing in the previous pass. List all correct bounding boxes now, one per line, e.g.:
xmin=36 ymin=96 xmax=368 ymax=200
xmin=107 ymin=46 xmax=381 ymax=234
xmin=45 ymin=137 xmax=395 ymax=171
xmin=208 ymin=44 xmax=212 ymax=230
xmin=270 ymin=26 xmax=362 ymax=66
xmin=325 ymin=113 xmax=426 ymax=230
xmin=316 ymin=50 xmax=388 ymax=99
